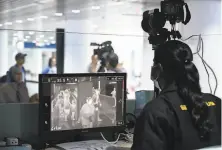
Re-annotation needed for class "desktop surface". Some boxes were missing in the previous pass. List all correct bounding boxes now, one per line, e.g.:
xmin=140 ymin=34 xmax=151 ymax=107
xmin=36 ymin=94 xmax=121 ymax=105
xmin=45 ymin=140 xmax=221 ymax=150
xmin=46 ymin=140 xmax=132 ymax=150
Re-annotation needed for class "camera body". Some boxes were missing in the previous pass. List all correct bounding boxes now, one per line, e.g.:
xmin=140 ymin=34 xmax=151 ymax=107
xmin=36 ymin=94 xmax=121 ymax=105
xmin=92 ymin=41 xmax=114 ymax=62
xmin=161 ymin=0 xmax=186 ymax=24
xmin=142 ymin=0 xmax=191 ymax=49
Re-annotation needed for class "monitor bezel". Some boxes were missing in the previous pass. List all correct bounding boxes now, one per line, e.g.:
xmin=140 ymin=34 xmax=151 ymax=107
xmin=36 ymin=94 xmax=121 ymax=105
xmin=39 ymin=73 xmax=127 ymax=142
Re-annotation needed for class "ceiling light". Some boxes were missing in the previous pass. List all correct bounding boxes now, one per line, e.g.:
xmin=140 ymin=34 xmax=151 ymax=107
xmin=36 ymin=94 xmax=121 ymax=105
xmin=25 ymin=35 xmax=30 ymax=39
xmin=91 ymin=6 xmax=100 ymax=10
xmin=27 ymin=18 xmax=35 ymax=21
xmin=36 ymin=42 xmax=45 ymax=47
xmin=39 ymin=16 xmax=48 ymax=19
xmin=13 ymin=33 xmax=18 ymax=36
xmin=72 ymin=10 xmax=80 ymax=13
xmin=24 ymin=39 xmax=28 ymax=42
xmin=29 ymin=31 xmax=35 ymax=35
xmin=5 ymin=22 xmax=12 ymax=25
xmin=49 ymin=36 xmax=54 ymax=40
xmin=36 ymin=0 xmax=53 ymax=4
xmin=55 ymin=13 xmax=63 ymax=16
xmin=13 ymin=37 xmax=18 ymax=41
xmin=51 ymin=41 xmax=56 ymax=44
xmin=113 ymin=1 xmax=124 ymax=5
xmin=40 ymin=35 xmax=44 ymax=38
xmin=16 ymin=20 xmax=23 ymax=23
xmin=0 ymin=24 xmax=2 ymax=27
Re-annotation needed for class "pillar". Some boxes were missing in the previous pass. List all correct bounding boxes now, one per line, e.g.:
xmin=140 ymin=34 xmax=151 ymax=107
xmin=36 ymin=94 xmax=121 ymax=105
xmin=64 ymin=20 xmax=92 ymax=73
xmin=140 ymin=36 xmax=154 ymax=91
xmin=0 ymin=30 xmax=9 ymax=76
xmin=10 ymin=31 xmax=24 ymax=68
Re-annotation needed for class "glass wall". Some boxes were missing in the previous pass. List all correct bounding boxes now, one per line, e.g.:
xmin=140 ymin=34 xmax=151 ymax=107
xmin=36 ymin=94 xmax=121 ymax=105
xmin=0 ymin=29 xmax=146 ymax=103
xmin=0 ymin=29 xmax=221 ymax=104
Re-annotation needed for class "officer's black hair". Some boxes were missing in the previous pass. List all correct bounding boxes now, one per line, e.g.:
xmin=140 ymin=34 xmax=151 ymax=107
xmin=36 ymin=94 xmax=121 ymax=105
xmin=154 ymin=40 xmax=212 ymax=141
xmin=107 ymin=53 xmax=119 ymax=68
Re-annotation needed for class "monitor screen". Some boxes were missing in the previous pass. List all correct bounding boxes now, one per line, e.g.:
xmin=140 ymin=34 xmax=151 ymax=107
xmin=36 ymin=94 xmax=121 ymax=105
xmin=39 ymin=73 xmax=126 ymax=134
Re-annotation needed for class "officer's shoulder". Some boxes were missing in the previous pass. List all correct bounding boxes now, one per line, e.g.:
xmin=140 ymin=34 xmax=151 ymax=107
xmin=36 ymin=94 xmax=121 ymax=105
xmin=142 ymin=96 xmax=169 ymax=117
xmin=202 ymin=93 xmax=221 ymax=104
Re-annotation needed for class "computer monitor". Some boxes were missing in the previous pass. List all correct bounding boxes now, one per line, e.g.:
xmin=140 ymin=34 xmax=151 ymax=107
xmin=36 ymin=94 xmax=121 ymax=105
xmin=39 ymin=73 xmax=127 ymax=142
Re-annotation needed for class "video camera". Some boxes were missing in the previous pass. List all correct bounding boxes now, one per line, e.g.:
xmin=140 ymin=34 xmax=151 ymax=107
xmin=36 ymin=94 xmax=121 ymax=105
xmin=90 ymin=41 xmax=114 ymax=60
xmin=90 ymin=41 xmax=114 ymax=72
xmin=141 ymin=0 xmax=191 ymax=49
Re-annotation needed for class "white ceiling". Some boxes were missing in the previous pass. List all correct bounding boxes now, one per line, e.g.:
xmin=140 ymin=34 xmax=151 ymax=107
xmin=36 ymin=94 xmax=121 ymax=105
xmin=0 ymin=0 xmax=161 ymax=30
xmin=0 ymin=0 xmax=219 ymax=30
xmin=0 ymin=0 xmax=159 ymax=43
xmin=0 ymin=0 xmax=215 ymax=44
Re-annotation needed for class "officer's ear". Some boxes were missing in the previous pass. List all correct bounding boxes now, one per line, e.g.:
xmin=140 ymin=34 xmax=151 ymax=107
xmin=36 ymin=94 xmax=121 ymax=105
xmin=151 ymin=63 xmax=163 ymax=81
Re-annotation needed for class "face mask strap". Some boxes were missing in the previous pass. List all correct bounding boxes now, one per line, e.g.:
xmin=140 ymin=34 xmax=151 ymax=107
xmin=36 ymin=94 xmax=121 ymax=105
xmin=151 ymin=63 xmax=162 ymax=81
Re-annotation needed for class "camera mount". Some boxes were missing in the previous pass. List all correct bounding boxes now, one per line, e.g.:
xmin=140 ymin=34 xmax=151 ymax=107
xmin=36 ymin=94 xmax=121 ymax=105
xmin=141 ymin=0 xmax=191 ymax=50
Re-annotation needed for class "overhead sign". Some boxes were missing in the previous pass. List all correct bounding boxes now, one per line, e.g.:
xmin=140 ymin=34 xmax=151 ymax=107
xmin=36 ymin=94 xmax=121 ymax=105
xmin=24 ymin=42 xmax=56 ymax=49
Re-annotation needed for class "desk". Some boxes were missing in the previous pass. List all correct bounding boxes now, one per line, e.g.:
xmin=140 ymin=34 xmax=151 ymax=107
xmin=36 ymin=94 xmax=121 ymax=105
xmin=45 ymin=140 xmax=132 ymax=150
xmin=45 ymin=140 xmax=222 ymax=150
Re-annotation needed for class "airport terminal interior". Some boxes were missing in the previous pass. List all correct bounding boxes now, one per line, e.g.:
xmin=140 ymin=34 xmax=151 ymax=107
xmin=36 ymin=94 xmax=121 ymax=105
xmin=0 ymin=0 xmax=221 ymax=150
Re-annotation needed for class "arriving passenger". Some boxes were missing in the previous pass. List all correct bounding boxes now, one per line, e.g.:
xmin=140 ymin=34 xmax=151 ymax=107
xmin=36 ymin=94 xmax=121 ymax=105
xmin=29 ymin=93 xmax=39 ymax=103
xmin=88 ymin=53 xmax=126 ymax=73
xmin=7 ymin=53 xmax=27 ymax=82
xmin=106 ymin=53 xmax=126 ymax=73
xmin=0 ymin=67 xmax=29 ymax=103
xmin=42 ymin=57 xmax=57 ymax=74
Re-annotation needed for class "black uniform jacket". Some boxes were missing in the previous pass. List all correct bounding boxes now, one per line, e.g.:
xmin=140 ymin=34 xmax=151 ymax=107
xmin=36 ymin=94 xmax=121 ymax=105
xmin=131 ymin=83 xmax=221 ymax=150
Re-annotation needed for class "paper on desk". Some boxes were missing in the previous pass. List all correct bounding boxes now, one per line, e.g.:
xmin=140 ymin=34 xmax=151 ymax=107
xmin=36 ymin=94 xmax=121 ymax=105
xmin=200 ymin=146 xmax=222 ymax=150
xmin=117 ymin=141 xmax=132 ymax=148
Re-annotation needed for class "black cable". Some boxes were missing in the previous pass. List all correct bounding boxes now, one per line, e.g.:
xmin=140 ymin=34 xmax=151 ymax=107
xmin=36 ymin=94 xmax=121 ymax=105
xmin=181 ymin=34 xmax=218 ymax=95
xmin=125 ymin=113 xmax=137 ymax=134
xmin=193 ymin=35 xmax=201 ymax=55
xmin=182 ymin=35 xmax=200 ymax=41
xmin=197 ymin=35 xmax=212 ymax=94
xmin=182 ymin=34 xmax=201 ymax=54
xmin=182 ymin=34 xmax=212 ymax=93
xmin=199 ymin=37 xmax=218 ymax=94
